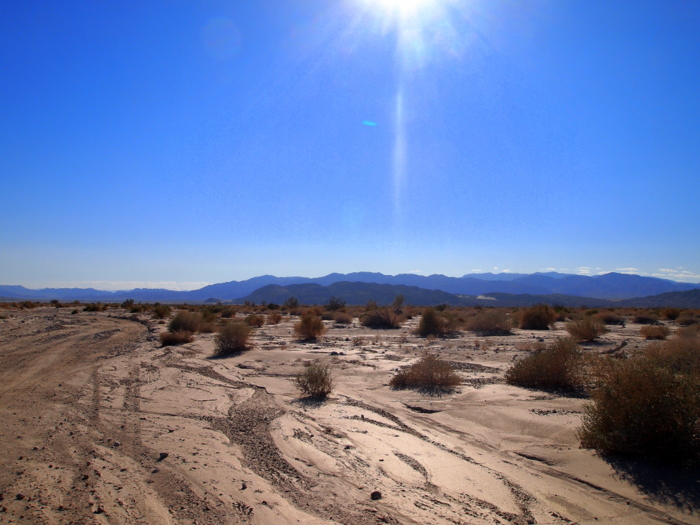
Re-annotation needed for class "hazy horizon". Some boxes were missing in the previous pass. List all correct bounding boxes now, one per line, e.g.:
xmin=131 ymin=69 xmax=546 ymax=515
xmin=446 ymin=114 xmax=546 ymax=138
xmin=2 ymin=0 xmax=699 ymax=287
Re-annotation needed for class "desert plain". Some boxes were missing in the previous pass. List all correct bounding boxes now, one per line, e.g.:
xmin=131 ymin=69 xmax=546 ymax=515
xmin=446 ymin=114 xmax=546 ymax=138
xmin=0 ymin=305 xmax=697 ymax=525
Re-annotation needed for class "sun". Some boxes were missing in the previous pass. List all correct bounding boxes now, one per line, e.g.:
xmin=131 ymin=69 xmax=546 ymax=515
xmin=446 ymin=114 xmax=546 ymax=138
xmin=364 ymin=0 xmax=435 ymax=17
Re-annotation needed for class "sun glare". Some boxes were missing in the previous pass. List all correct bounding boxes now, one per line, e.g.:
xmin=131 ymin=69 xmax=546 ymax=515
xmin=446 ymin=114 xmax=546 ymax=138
xmin=366 ymin=0 xmax=434 ymax=17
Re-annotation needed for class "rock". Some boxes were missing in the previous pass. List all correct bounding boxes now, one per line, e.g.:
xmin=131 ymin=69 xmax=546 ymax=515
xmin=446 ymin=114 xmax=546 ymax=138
xmin=330 ymin=351 xmax=339 ymax=356
xmin=157 ymin=452 xmax=169 ymax=462
xmin=241 ymin=482 xmax=247 ymax=490
xmin=151 ymin=468 xmax=159 ymax=474
xmin=16 ymin=493 xmax=25 ymax=500
xmin=370 ymin=491 xmax=382 ymax=501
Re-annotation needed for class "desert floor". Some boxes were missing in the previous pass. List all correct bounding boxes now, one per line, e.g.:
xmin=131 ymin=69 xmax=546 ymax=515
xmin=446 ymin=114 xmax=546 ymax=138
xmin=0 ymin=307 xmax=698 ymax=525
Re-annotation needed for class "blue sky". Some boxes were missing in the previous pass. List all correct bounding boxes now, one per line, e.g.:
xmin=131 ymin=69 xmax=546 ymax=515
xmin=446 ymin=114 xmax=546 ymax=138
xmin=1 ymin=0 xmax=699 ymax=290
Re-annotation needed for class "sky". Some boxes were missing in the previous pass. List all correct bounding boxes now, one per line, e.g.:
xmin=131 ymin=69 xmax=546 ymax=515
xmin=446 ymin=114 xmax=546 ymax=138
xmin=1 ymin=0 xmax=699 ymax=290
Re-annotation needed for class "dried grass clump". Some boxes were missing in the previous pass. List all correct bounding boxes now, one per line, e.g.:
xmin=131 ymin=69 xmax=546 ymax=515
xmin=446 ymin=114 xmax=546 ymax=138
xmin=333 ymin=311 xmax=353 ymax=324
xmin=220 ymin=307 xmax=236 ymax=319
xmin=594 ymin=311 xmax=623 ymax=325
xmin=640 ymin=325 xmax=670 ymax=340
xmin=566 ymin=317 xmax=608 ymax=342
xmin=519 ymin=304 xmax=556 ymax=330
xmin=465 ymin=309 xmax=511 ymax=336
xmin=266 ymin=312 xmax=282 ymax=325
xmin=361 ymin=307 xmax=403 ymax=329
xmin=160 ymin=330 xmax=194 ymax=346
xmin=294 ymin=314 xmax=326 ymax=341
xmin=390 ymin=355 xmax=461 ymax=392
xmin=661 ymin=307 xmax=681 ymax=321
xmin=169 ymin=311 xmax=203 ymax=333
xmin=645 ymin=330 xmax=700 ymax=375
xmin=578 ymin=356 xmax=700 ymax=465
xmin=214 ymin=322 xmax=252 ymax=355
xmin=293 ymin=362 xmax=333 ymax=399
xmin=416 ymin=308 xmax=458 ymax=338
xmin=244 ymin=314 xmax=265 ymax=327
xmin=505 ymin=338 xmax=583 ymax=390
xmin=677 ymin=312 xmax=699 ymax=326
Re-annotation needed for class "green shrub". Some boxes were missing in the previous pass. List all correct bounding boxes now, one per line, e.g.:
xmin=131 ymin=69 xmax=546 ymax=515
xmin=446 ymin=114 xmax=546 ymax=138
xmin=160 ymin=330 xmax=194 ymax=346
xmin=505 ymin=338 xmax=583 ymax=390
xmin=293 ymin=362 xmax=333 ymax=399
xmin=578 ymin=357 xmax=700 ymax=464
xmin=566 ymin=317 xmax=607 ymax=342
xmin=416 ymin=308 xmax=457 ymax=337
xmin=640 ymin=325 xmax=670 ymax=340
xmin=519 ymin=304 xmax=556 ymax=330
xmin=465 ymin=309 xmax=511 ymax=335
xmin=390 ymin=355 xmax=461 ymax=392
xmin=294 ymin=314 xmax=326 ymax=340
xmin=214 ymin=322 xmax=252 ymax=355
xmin=169 ymin=311 xmax=203 ymax=333
xmin=361 ymin=307 xmax=403 ymax=329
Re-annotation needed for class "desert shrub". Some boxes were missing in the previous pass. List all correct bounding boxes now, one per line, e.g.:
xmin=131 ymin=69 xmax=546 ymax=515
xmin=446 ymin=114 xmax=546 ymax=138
xmin=153 ymin=304 xmax=171 ymax=319
xmin=505 ymin=338 xmax=583 ymax=390
xmin=244 ymin=314 xmax=265 ymax=328
xmin=519 ymin=304 xmax=556 ymax=330
xmin=121 ymin=299 xmax=135 ymax=309
xmin=283 ymin=297 xmax=300 ymax=310
xmin=294 ymin=314 xmax=326 ymax=340
xmin=416 ymin=308 xmax=458 ymax=337
xmin=566 ymin=317 xmax=608 ymax=342
xmin=361 ymin=307 xmax=403 ymax=329
xmin=645 ymin=332 xmax=700 ymax=375
xmin=267 ymin=312 xmax=282 ymax=325
xmin=633 ymin=313 xmax=659 ymax=325
xmin=160 ymin=330 xmax=194 ymax=346
xmin=83 ymin=304 xmax=102 ymax=312
xmin=214 ymin=322 xmax=252 ymax=355
xmin=169 ymin=311 xmax=203 ymax=333
xmin=594 ymin=311 xmax=623 ymax=325
xmin=578 ymin=357 xmax=700 ymax=464
xmin=661 ymin=307 xmax=681 ymax=321
xmin=333 ymin=311 xmax=353 ymax=324
xmin=640 ymin=325 xmax=670 ymax=340
xmin=324 ymin=296 xmax=346 ymax=311
xmin=677 ymin=312 xmax=698 ymax=326
xmin=465 ymin=309 xmax=511 ymax=336
xmin=390 ymin=355 xmax=461 ymax=392
xmin=293 ymin=362 xmax=333 ymax=399
xmin=220 ymin=307 xmax=236 ymax=319
xmin=392 ymin=294 xmax=405 ymax=313
xmin=320 ymin=311 xmax=334 ymax=321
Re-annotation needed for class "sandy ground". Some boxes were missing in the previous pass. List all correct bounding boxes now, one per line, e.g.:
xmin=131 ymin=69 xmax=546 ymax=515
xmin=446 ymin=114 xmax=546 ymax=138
xmin=0 ymin=307 xmax=698 ymax=525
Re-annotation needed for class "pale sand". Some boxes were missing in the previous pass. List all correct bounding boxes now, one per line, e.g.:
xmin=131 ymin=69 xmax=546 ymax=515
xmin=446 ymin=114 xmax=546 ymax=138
xmin=0 ymin=307 xmax=697 ymax=524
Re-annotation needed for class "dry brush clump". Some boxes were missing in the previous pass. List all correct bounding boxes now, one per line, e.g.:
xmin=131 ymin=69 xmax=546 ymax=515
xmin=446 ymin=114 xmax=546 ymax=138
xmin=152 ymin=304 xmax=171 ymax=319
xmin=465 ymin=309 xmax=512 ymax=336
xmin=505 ymin=338 xmax=583 ymax=390
xmin=294 ymin=314 xmax=326 ymax=341
xmin=266 ymin=312 xmax=283 ymax=325
xmin=160 ymin=331 xmax=194 ymax=346
xmin=361 ymin=307 xmax=403 ymax=329
xmin=169 ymin=311 xmax=203 ymax=333
xmin=519 ymin=304 xmax=556 ymax=330
xmin=293 ymin=361 xmax=333 ymax=399
xmin=390 ymin=355 xmax=461 ymax=393
xmin=578 ymin=329 xmax=700 ymax=464
xmin=244 ymin=314 xmax=265 ymax=327
xmin=214 ymin=322 xmax=253 ymax=356
xmin=333 ymin=311 xmax=353 ymax=324
xmin=566 ymin=317 xmax=608 ymax=342
xmin=416 ymin=308 xmax=459 ymax=338
xmin=640 ymin=325 xmax=670 ymax=340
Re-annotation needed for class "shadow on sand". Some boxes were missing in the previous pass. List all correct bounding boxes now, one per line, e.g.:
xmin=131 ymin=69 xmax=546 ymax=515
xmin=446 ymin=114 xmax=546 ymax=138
xmin=605 ymin=456 xmax=700 ymax=513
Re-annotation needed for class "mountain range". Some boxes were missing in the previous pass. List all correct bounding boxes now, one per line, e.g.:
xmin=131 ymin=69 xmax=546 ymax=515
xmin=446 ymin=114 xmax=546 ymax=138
xmin=1 ymin=272 xmax=698 ymax=306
